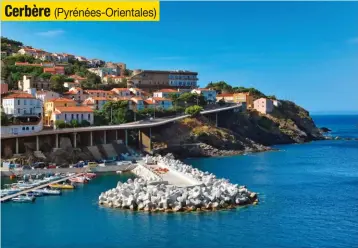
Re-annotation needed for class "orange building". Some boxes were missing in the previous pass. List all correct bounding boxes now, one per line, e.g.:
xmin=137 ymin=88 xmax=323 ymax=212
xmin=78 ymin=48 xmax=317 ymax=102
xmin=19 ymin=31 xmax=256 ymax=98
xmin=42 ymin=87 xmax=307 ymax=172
xmin=233 ymin=92 xmax=254 ymax=109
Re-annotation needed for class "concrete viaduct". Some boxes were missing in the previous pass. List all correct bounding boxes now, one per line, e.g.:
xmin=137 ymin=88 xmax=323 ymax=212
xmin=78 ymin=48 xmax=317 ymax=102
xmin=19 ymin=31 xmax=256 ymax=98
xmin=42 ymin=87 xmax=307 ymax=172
xmin=1 ymin=104 xmax=242 ymax=158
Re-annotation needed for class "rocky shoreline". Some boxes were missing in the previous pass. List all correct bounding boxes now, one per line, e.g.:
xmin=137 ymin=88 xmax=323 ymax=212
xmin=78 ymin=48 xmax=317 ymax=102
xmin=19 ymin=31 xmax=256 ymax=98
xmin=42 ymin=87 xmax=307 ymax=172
xmin=98 ymin=154 xmax=258 ymax=212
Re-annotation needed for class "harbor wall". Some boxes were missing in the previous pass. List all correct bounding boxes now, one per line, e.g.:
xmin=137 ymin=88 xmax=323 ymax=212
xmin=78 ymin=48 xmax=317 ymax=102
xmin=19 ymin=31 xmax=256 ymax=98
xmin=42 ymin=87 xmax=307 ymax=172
xmin=132 ymin=163 xmax=162 ymax=182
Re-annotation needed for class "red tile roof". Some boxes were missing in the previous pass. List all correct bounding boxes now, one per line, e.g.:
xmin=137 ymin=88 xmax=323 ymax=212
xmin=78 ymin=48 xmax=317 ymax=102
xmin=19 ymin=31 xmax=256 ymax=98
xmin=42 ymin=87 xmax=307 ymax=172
xmin=111 ymin=88 xmax=129 ymax=91
xmin=3 ymin=93 xmax=35 ymax=99
xmin=217 ymin=93 xmax=233 ymax=97
xmin=152 ymin=97 xmax=172 ymax=101
xmin=47 ymin=97 xmax=76 ymax=103
xmin=55 ymin=106 xmax=93 ymax=113
xmin=155 ymin=89 xmax=177 ymax=93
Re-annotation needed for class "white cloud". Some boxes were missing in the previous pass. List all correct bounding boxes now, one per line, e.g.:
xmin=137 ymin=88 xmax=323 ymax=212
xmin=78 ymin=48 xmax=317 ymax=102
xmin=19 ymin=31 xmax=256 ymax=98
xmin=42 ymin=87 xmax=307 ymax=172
xmin=35 ymin=29 xmax=65 ymax=37
xmin=347 ymin=37 xmax=358 ymax=44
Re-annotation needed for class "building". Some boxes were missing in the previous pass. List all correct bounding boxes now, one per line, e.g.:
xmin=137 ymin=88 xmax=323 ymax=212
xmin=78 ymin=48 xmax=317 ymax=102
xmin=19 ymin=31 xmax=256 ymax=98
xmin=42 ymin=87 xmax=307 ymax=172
xmin=63 ymin=87 xmax=89 ymax=102
xmin=83 ymin=97 xmax=109 ymax=110
xmin=51 ymin=53 xmax=68 ymax=63
xmin=87 ymin=59 xmax=105 ymax=68
xmin=1 ymin=120 xmax=43 ymax=135
xmin=105 ymin=62 xmax=126 ymax=76
xmin=75 ymin=56 xmax=87 ymax=62
xmin=2 ymin=92 xmax=42 ymax=117
xmin=44 ymin=97 xmax=77 ymax=126
xmin=102 ymin=75 xmax=127 ymax=84
xmin=69 ymin=74 xmax=86 ymax=83
xmin=233 ymin=93 xmax=254 ymax=109
xmin=0 ymin=83 xmax=9 ymax=95
xmin=130 ymin=97 xmax=145 ymax=111
xmin=63 ymin=81 xmax=81 ymax=89
xmin=18 ymin=75 xmax=51 ymax=91
xmin=111 ymin=88 xmax=131 ymax=97
xmin=147 ymin=97 xmax=173 ymax=110
xmin=216 ymin=93 xmax=234 ymax=103
xmin=18 ymin=47 xmax=45 ymax=57
xmin=36 ymin=90 xmax=60 ymax=102
xmin=15 ymin=62 xmax=43 ymax=67
xmin=127 ymin=70 xmax=198 ymax=89
xmin=52 ymin=106 xmax=94 ymax=127
xmin=191 ymin=88 xmax=217 ymax=103
xmin=253 ymin=98 xmax=274 ymax=114
xmin=85 ymin=90 xmax=114 ymax=99
xmin=129 ymin=88 xmax=151 ymax=99
xmin=153 ymin=89 xmax=180 ymax=98
xmin=43 ymin=66 xmax=65 ymax=75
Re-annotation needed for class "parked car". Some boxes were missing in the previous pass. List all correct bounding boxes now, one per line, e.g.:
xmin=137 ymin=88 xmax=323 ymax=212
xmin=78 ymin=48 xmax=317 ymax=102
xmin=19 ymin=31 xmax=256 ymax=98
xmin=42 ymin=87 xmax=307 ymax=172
xmin=32 ymin=162 xmax=47 ymax=169
xmin=47 ymin=164 xmax=56 ymax=169
xmin=23 ymin=165 xmax=32 ymax=170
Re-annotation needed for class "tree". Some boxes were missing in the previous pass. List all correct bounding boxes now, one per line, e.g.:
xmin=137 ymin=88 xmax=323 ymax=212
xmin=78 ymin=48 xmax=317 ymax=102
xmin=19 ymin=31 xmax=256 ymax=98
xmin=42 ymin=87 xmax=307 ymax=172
xmin=206 ymin=81 xmax=233 ymax=93
xmin=185 ymin=105 xmax=203 ymax=117
xmin=50 ymin=75 xmax=65 ymax=93
xmin=1 ymin=111 xmax=9 ymax=126
xmin=218 ymin=98 xmax=226 ymax=106
xmin=39 ymin=72 xmax=52 ymax=80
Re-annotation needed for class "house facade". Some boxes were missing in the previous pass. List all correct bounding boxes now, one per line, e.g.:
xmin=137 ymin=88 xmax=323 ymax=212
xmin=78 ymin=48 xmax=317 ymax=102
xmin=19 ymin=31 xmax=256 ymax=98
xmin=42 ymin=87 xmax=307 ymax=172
xmin=63 ymin=87 xmax=88 ymax=102
xmin=147 ymin=97 xmax=173 ymax=110
xmin=233 ymin=93 xmax=254 ymax=109
xmin=43 ymin=66 xmax=65 ymax=75
xmin=111 ymin=88 xmax=131 ymax=97
xmin=83 ymin=97 xmax=109 ymax=110
xmin=52 ymin=106 xmax=94 ymax=127
xmin=2 ymin=93 xmax=42 ymax=116
xmin=127 ymin=70 xmax=198 ymax=89
xmin=216 ymin=93 xmax=234 ymax=103
xmin=44 ymin=98 xmax=77 ymax=125
xmin=153 ymin=89 xmax=180 ymax=98
xmin=18 ymin=75 xmax=51 ymax=91
xmin=36 ymin=90 xmax=60 ymax=102
xmin=191 ymin=88 xmax=217 ymax=103
xmin=130 ymin=97 xmax=145 ymax=111
xmin=253 ymin=98 xmax=274 ymax=114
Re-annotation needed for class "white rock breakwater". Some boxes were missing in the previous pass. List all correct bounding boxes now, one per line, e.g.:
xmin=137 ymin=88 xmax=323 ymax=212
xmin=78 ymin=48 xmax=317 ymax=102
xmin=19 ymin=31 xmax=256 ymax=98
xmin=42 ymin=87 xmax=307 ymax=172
xmin=98 ymin=154 xmax=258 ymax=212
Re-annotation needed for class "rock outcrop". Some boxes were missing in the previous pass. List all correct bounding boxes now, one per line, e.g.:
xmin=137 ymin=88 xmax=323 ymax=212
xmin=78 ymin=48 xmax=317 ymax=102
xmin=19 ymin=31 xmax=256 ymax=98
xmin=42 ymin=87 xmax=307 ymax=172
xmin=153 ymin=100 xmax=324 ymax=158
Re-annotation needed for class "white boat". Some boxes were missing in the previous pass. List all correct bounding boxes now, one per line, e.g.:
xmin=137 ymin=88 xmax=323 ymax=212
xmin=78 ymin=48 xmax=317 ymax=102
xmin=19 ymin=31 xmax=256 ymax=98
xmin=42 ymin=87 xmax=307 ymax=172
xmin=32 ymin=188 xmax=61 ymax=195
xmin=0 ymin=189 xmax=21 ymax=197
xmin=12 ymin=195 xmax=36 ymax=203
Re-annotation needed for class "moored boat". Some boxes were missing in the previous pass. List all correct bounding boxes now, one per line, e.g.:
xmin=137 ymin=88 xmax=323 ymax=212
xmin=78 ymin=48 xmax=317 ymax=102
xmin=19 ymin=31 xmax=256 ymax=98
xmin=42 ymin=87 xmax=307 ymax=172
xmin=12 ymin=194 xmax=36 ymax=203
xmin=32 ymin=188 xmax=61 ymax=195
xmin=69 ymin=176 xmax=88 ymax=184
xmin=49 ymin=183 xmax=75 ymax=189
xmin=28 ymin=192 xmax=44 ymax=197
xmin=84 ymin=173 xmax=96 ymax=179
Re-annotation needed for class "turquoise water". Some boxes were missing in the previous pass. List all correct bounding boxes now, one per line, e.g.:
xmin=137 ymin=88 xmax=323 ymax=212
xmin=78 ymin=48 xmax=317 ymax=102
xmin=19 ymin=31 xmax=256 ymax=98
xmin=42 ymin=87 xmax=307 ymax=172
xmin=2 ymin=115 xmax=358 ymax=248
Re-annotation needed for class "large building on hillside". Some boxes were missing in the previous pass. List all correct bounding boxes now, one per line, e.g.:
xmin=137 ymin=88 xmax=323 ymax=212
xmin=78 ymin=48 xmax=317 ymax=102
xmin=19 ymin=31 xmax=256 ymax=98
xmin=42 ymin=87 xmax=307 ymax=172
xmin=127 ymin=70 xmax=198 ymax=90
xmin=18 ymin=75 xmax=51 ymax=91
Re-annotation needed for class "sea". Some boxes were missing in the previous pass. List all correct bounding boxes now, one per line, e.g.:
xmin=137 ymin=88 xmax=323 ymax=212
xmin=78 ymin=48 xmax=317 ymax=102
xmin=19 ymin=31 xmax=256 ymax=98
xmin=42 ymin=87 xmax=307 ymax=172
xmin=1 ymin=115 xmax=358 ymax=248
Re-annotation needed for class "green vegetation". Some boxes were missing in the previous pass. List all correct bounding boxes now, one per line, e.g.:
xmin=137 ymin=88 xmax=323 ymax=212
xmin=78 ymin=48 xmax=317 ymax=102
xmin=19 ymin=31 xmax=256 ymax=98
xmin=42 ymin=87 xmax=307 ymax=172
xmin=55 ymin=119 xmax=91 ymax=129
xmin=1 ymin=110 xmax=9 ymax=126
xmin=185 ymin=105 xmax=203 ymax=117
xmin=218 ymin=98 xmax=226 ymax=106
xmin=1 ymin=37 xmax=23 ymax=56
xmin=206 ymin=81 xmax=266 ymax=99
xmin=177 ymin=92 xmax=207 ymax=106
xmin=49 ymin=75 xmax=66 ymax=93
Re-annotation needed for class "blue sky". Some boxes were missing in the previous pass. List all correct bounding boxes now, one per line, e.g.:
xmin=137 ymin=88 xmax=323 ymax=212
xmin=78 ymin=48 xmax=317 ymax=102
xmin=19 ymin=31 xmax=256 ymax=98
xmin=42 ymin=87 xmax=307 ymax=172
xmin=2 ymin=2 xmax=358 ymax=113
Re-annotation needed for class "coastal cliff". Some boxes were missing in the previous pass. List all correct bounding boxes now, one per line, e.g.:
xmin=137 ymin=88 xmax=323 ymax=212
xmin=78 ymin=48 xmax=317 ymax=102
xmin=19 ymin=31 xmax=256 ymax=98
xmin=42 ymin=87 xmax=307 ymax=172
xmin=153 ymin=100 xmax=324 ymax=158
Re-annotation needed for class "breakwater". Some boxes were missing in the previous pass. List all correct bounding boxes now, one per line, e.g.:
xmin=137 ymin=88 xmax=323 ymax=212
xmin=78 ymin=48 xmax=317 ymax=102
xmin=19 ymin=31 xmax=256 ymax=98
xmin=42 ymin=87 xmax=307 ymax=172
xmin=98 ymin=154 xmax=258 ymax=212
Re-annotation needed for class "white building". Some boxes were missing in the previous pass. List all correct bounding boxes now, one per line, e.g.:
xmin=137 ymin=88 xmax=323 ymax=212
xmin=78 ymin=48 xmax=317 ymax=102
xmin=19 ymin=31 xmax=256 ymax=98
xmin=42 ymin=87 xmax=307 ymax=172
xmin=130 ymin=97 xmax=145 ymax=111
xmin=146 ymin=97 xmax=173 ymax=110
xmin=191 ymin=88 xmax=217 ymax=103
xmin=36 ymin=90 xmax=60 ymax=102
xmin=153 ymin=89 xmax=180 ymax=98
xmin=111 ymin=88 xmax=131 ymax=97
xmin=1 ymin=120 xmax=43 ymax=135
xmin=52 ymin=106 xmax=94 ymax=126
xmin=2 ymin=92 xmax=42 ymax=116
xmin=83 ymin=97 xmax=109 ymax=111
xmin=253 ymin=98 xmax=274 ymax=114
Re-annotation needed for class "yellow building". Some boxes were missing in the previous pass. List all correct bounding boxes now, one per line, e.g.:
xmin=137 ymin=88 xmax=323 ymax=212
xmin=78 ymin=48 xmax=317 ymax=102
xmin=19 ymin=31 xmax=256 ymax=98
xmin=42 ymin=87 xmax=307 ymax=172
xmin=233 ymin=92 xmax=254 ymax=109
xmin=44 ymin=98 xmax=76 ymax=126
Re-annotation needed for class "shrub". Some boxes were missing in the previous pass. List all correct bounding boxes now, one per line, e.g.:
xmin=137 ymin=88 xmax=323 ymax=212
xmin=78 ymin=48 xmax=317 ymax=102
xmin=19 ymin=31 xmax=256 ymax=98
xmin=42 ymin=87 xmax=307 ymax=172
xmin=81 ymin=120 xmax=91 ymax=127
xmin=185 ymin=105 xmax=203 ymax=117
xmin=55 ymin=120 xmax=66 ymax=129
xmin=218 ymin=98 xmax=226 ymax=106
xmin=70 ymin=119 xmax=80 ymax=127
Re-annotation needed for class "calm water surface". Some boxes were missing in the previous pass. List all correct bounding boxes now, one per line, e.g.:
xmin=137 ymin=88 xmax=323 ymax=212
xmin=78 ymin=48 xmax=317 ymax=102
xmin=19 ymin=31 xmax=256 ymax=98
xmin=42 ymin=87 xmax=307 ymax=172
xmin=2 ymin=115 xmax=358 ymax=248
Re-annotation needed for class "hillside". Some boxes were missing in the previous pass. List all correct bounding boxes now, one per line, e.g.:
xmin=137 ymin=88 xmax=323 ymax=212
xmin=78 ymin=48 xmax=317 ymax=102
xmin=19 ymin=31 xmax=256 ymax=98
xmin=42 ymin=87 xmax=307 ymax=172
xmin=152 ymin=101 xmax=324 ymax=158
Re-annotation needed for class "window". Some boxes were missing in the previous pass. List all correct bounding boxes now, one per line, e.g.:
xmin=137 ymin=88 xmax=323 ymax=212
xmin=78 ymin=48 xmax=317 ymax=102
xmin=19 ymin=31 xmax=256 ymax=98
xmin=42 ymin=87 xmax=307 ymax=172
xmin=71 ymin=114 xmax=74 ymax=119
xmin=76 ymin=114 xmax=79 ymax=119
xmin=32 ymin=127 xmax=34 ymax=130
xmin=65 ymin=114 xmax=67 ymax=119
xmin=24 ymin=100 xmax=27 ymax=105
xmin=81 ymin=114 xmax=83 ymax=119
xmin=22 ymin=127 xmax=25 ymax=130
xmin=18 ymin=100 xmax=20 ymax=105
xmin=18 ymin=108 xmax=20 ymax=114
xmin=26 ymin=127 xmax=29 ymax=130
xmin=64 ymin=103 xmax=67 ymax=107
xmin=88 ymin=114 xmax=90 ymax=120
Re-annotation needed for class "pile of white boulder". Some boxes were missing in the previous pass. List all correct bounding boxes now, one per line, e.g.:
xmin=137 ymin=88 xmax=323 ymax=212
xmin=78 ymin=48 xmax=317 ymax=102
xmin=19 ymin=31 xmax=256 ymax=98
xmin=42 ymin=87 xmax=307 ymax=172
xmin=98 ymin=154 xmax=258 ymax=212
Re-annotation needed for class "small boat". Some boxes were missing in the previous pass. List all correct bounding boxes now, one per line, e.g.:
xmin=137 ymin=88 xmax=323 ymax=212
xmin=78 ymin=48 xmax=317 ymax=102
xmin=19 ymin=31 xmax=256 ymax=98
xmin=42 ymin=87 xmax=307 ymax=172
xmin=84 ymin=173 xmax=96 ymax=179
xmin=12 ymin=195 xmax=36 ymax=203
xmin=69 ymin=176 xmax=88 ymax=184
xmin=49 ymin=183 xmax=75 ymax=189
xmin=32 ymin=188 xmax=61 ymax=195
xmin=28 ymin=192 xmax=44 ymax=197
xmin=0 ymin=189 xmax=21 ymax=197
